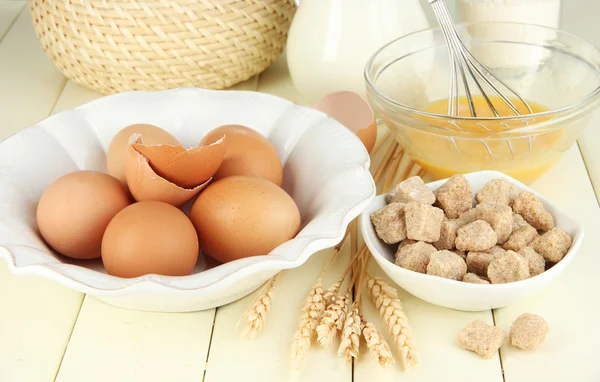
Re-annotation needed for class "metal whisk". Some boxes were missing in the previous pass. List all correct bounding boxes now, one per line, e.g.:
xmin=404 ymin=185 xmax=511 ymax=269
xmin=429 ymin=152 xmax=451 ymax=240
xmin=428 ymin=0 xmax=533 ymax=118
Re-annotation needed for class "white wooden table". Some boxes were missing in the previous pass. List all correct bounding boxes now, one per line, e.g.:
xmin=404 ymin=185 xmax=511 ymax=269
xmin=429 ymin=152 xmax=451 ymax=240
xmin=1 ymin=2 xmax=600 ymax=381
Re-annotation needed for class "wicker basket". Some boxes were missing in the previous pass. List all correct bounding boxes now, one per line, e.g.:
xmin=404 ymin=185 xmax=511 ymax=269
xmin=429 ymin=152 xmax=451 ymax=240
xmin=30 ymin=0 xmax=296 ymax=94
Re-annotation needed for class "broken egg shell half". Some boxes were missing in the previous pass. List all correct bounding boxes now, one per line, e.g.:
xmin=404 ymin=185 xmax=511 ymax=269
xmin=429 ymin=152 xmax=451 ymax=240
xmin=313 ymin=91 xmax=377 ymax=153
xmin=126 ymin=134 xmax=211 ymax=206
xmin=132 ymin=137 xmax=225 ymax=189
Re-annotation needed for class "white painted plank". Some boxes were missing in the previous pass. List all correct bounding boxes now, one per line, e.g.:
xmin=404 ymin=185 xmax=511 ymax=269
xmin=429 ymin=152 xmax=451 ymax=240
xmin=0 ymin=6 xmax=84 ymax=382
xmin=204 ymin=247 xmax=352 ymax=382
xmin=0 ymin=1 xmax=24 ymax=42
xmin=0 ymin=7 xmax=66 ymax=141
xmin=55 ymin=296 xmax=215 ymax=382
xmin=494 ymin=146 xmax=600 ymax=382
xmin=561 ymin=0 xmax=600 ymax=195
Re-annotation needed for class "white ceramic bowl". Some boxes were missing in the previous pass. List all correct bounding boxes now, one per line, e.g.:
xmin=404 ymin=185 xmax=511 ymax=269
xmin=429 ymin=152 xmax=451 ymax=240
xmin=360 ymin=171 xmax=583 ymax=312
xmin=0 ymin=88 xmax=375 ymax=312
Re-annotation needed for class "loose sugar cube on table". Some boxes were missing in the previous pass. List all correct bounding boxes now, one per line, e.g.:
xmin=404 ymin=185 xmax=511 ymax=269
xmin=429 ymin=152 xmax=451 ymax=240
xmin=458 ymin=319 xmax=505 ymax=359
xmin=503 ymin=224 xmax=538 ymax=252
xmin=462 ymin=273 xmax=490 ymax=284
xmin=476 ymin=203 xmax=513 ymax=244
xmin=395 ymin=241 xmax=437 ymax=273
xmin=531 ymin=227 xmax=572 ymax=263
xmin=475 ymin=178 xmax=519 ymax=206
xmin=512 ymin=191 xmax=555 ymax=231
xmin=426 ymin=250 xmax=467 ymax=280
xmin=386 ymin=176 xmax=436 ymax=205
xmin=405 ymin=202 xmax=444 ymax=243
xmin=518 ymin=246 xmax=546 ymax=276
xmin=434 ymin=174 xmax=472 ymax=219
xmin=510 ymin=313 xmax=549 ymax=350
xmin=370 ymin=202 xmax=407 ymax=245
xmin=466 ymin=251 xmax=500 ymax=277
xmin=434 ymin=218 xmax=460 ymax=250
xmin=487 ymin=250 xmax=531 ymax=284
xmin=456 ymin=220 xmax=497 ymax=251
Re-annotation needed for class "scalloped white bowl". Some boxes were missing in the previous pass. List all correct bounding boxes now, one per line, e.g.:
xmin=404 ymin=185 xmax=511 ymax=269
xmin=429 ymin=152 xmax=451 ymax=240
xmin=360 ymin=171 xmax=584 ymax=312
xmin=0 ymin=88 xmax=375 ymax=312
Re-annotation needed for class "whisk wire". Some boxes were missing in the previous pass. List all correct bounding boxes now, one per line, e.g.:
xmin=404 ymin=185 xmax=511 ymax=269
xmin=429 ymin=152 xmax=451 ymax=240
xmin=430 ymin=0 xmax=534 ymax=118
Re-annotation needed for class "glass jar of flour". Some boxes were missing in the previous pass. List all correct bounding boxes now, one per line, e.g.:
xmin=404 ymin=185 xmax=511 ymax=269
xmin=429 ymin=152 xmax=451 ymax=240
xmin=457 ymin=0 xmax=561 ymax=28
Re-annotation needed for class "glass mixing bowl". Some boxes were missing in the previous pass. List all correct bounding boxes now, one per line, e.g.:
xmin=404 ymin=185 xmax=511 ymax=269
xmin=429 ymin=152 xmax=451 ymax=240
xmin=365 ymin=22 xmax=600 ymax=184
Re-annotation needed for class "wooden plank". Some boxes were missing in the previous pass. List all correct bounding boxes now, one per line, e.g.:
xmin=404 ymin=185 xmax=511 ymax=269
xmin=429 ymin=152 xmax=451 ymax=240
xmin=0 ymin=7 xmax=66 ymax=141
xmin=53 ymin=76 xmax=259 ymax=382
xmin=493 ymin=146 xmax=600 ymax=382
xmin=54 ymin=297 xmax=215 ymax=382
xmin=0 ymin=6 xmax=83 ymax=382
xmin=0 ymin=1 xmax=24 ymax=42
xmin=204 ymin=247 xmax=352 ymax=382
xmin=561 ymin=0 xmax=600 ymax=197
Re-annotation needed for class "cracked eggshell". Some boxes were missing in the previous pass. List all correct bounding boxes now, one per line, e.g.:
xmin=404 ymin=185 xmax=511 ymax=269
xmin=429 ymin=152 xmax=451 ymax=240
xmin=125 ymin=135 xmax=210 ymax=206
xmin=106 ymin=123 xmax=180 ymax=183
xmin=132 ymin=137 xmax=225 ymax=189
xmin=313 ymin=91 xmax=377 ymax=153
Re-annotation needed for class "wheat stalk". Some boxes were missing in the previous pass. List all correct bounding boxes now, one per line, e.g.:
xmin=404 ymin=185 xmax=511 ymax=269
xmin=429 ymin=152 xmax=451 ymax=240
xmin=363 ymin=320 xmax=395 ymax=368
xmin=316 ymin=291 xmax=350 ymax=348
xmin=240 ymin=274 xmax=279 ymax=339
xmin=337 ymin=301 xmax=362 ymax=363
xmin=366 ymin=274 xmax=418 ymax=370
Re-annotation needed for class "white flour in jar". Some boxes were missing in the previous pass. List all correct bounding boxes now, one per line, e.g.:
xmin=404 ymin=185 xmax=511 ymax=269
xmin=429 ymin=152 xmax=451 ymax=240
xmin=457 ymin=0 xmax=561 ymax=28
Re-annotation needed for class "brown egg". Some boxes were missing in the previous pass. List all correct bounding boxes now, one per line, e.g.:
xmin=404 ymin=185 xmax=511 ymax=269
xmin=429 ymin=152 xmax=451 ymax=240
xmin=133 ymin=137 xmax=225 ymax=189
xmin=106 ymin=123 xmax=180 ymax=183
xmin=313 ymin=91 xmax=377 ymax=153
xmin=36 ymin=171 xmax=131 ymax=259
xmin=189 ymin=176 xmax=301 ymax=263
xmin=199 ymin=124 xmax=283 ymax=186
xmin=126 ymin=134 xmax=211 ymax=206
xmin=101 ymin=201 xmax=199 ymax=278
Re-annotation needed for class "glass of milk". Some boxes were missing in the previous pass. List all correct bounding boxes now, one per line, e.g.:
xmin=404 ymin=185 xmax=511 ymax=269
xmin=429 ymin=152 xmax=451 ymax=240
xmin=286 ymin=0 xmax=431 ymax=106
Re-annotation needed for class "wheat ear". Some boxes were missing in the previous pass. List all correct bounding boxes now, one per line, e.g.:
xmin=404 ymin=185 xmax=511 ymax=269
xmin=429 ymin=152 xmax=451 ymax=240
xmin=366 ymin=274 xmax=418 ymax=370
xmin=337 ymin=301 xmax=362 ymax=363
xmin=290 ymin=249 xmax=341 ymax=369
xmin=240 ymin=273 xmax=279 ymax=339
xmin=363 ymin=320 xmax=395 ymax=368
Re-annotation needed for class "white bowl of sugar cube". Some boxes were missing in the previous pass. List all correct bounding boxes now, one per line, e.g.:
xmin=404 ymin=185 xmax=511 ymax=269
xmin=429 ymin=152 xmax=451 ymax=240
xmin=360 ymin=171 xmax=584 ymax=312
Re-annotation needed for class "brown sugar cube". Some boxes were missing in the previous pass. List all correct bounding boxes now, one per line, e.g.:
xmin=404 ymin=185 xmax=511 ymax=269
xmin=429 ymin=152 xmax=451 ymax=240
xmin=398 ymin=238 xmax=417 ymax=250
xmin=452 ymin=249 xmax=467 ymax=261
xmin=518 ymin=247 xmax=546 ymax=276
xmin=458 ymin=319 xmax=505 ymax=359
xmin=466 ymin=251 xmax=500 ymax=277
xmin=512 ymin=212 xmax=529 ymax=232
xmin=457 ymin=208 xmax=479 ymax=227
xmin=475 ymin=178 xmax=519 ymax=206
xmin=462 ymin=273 xmax=490 ymax=284
xmin=426 ymin=250 xmax=467 ymax=280
xmin=434 ymin=218 xmax=460 ymax=250
xmin=512 ymin=191 xmax=555 ymax=231
xmin=404 ymin=202 xmax=444 ymax=243
xmin=395 ymin=241 xmax=437 ymax=273
xmin=476 ymin=203 xmax=512 ymax=244
xmin=370 ymin=202 xmax=407 ymax=245
xmin=487 ymin=250 xmax=531 ymax=284
xmin=434 ymin=174 xmax=473 ymax=219
xmin=488 ymin=245 xmax=506 ymax=258
xmin=503 ymin=225 xmax=539 ymax=252
xmin=510 ymin=313 xmax=549 ymax=350
xmin=531 ymin=227 xmax=572 ymax=263
xmin=456 ymin=220 xmax=497 ymax=252
xmin=386 ymin=176 xmax=436 ymax=205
